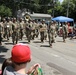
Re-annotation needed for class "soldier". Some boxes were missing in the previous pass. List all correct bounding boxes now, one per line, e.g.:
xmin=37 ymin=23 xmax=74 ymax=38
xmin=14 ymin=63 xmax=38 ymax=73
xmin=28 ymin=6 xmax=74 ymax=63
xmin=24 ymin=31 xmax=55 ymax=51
xmin=5 ymin=18 xmax=12 ymax=40
xmin=50 ymin=21 xmax=57 ymax=43
xmin=2 ymin=18 xmax=7 ymax=39
xmin=39 ymin=20 xmax=47 ymax=43
xmin=18 ymin=18 xmax=25 ymax=40
xmin=0 ymin=19 xmax=4 ymax=37
xmin=62 ymin=22 xmax=68 ymax=42
xmin=25 ymin=20 xmax=32 ymax=43
xmin=31 ymin=20 xmax=36 ymax=40
xmin=43 ymin=20 xmax=47 ymax=40
xmin=35 ymin=20 xmax=39 ymax=38
xmin=12 ymin=18 xmax=19 ymax=44
xmin=0 ymin=21 xmax=3 ymax=45
xmin=48 ymin=21 xmax=52 ymax=47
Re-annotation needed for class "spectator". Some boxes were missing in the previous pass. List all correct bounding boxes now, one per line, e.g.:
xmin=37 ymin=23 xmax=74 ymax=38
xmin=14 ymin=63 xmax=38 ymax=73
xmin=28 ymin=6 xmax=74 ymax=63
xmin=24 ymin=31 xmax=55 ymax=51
xmin=3 ymin=43 xmax=39 ymax=75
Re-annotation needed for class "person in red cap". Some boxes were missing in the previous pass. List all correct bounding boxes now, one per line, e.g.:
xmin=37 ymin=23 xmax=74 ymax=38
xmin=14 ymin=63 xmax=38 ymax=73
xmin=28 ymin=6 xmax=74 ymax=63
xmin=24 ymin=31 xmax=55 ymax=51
xmin=3 ymin=43 xmax=39 ymax=75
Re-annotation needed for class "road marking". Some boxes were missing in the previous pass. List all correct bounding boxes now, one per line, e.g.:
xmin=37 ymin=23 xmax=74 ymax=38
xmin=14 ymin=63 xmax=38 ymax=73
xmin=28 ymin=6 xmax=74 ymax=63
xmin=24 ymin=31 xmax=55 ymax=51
xmin=51 ymin=53 xmax=60 ymax=57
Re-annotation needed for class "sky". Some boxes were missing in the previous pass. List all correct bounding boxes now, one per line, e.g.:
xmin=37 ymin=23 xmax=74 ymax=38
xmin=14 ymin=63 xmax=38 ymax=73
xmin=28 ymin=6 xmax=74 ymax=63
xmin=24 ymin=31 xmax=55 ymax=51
xmin=59 ymin=0 xmax=63 ymax=3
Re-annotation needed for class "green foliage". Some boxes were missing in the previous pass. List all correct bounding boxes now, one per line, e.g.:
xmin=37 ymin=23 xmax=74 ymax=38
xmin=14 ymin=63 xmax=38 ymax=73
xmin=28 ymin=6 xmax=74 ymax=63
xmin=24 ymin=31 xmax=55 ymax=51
xmin=0 ymin=0 xmax=76 ymax=20
xmin=47 ymin=9 xmax=52 ymax=14
xmin=0 ymin=5 xmax=12 ymax=17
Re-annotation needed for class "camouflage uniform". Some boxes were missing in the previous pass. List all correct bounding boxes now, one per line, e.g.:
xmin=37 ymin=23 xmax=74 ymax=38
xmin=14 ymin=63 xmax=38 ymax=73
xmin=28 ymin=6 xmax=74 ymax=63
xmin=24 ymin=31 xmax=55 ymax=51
xmin=62 ymin=23 xmax=68 ymax=42
xmin=0 ymin=22 xmax=3 ymax=44
xmin=25 ymin=21 xmax=32 ymax=43
xmin=35 ymin=22 xmax=39 ymax=38
xmin=39 ymin=22 xmax=47 ymax=43
xmin=19 ymin=19 xmax=25 ymax=40
xmin=2 ymin=19 xmax=7 ymax=39
xmin=50 ymin=22 xmax=56 ymax=43
xmin=12 ymin=19 xmax=19 ymax=44
xmin=3 ymin=22 xmax=11 ymax=40
xmin=31 ymin=21 xmax=36 ymax=40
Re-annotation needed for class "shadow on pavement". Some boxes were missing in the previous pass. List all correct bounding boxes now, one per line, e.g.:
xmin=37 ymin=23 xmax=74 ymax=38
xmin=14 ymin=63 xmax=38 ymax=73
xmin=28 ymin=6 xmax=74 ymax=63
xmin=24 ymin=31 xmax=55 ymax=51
xmin=0 ymin=46 xmax=9 ymax=53
xmin=33 ymin=41 xmax=41 ymax=43
xmin=57 ymin=41 xmax=63 ymax=42
xmin=0 ymin=55 xmax=5 ymax=64
xmin=5 ymin=43 xmax=13 ymax=45
xmin=2 ymin=39 xmax=8 ymax=42
xmin=40 ymin=45 xmax=50 ymax=47
xmin=19 ymin=42 xmax=29 ymax=44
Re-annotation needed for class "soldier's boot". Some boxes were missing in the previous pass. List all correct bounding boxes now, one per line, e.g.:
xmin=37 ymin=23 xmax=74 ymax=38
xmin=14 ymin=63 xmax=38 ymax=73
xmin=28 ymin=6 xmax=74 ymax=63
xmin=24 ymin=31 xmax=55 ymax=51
xmin=50 ymin=44 xmax=52 ymax=48
xmin=44 ymin=35 xmax=47 ymax=40
xmin=28 ymin=40 xmax=30 ymax=44
xmin=28 ymin=36 xmax=31 ymax=44
xmin=41 ymin=38 xmax=44 ymax=43
xmin=16 ymin=40 xmax=18 ymax=44
xmin=36 ymin=33 xmax=39 ymax=38
xmin=0 ymin=41 xmax=2 ymax=45
xmin=16 ymin=38 xmax=18 ymax=44
xmin=63 ymin=39 xmax=66 ymax=43
xmin=7 ymin=35 xmax=9 ymax=41
xmin=51 ymin=40 xmax=55 ymax=43
xmin=32 ymin=34 xmax=35 ymax=40
xmin=13 ymin=40 xmax=15 ymax=45
xmin=20 ymin=33 xmax=23 ymax=40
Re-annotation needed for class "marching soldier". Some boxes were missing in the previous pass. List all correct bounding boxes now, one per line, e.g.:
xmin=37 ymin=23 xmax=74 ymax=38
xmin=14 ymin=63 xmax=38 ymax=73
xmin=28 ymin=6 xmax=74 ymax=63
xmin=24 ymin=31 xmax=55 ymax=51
xmin=50 ymin=21 xmax=57 ymax=43
xmin=35 ymin=20 xmax=39 ymax=38
xmin=25 ymin=20 xmax=32 ymax=43
xmin=5 ymin=18 xmax=12 ymax=40
xmin=62 ymin=22 xmax=68 ymax=42
xmin=0 ymin=21 xmax=3 ymax=45
xmin=39 ymin=20 xmax=47 ymax=43
xmin=2 ymin=18 xmax=7 ymax=39
xmin=12 ymin=18 xmax=19 ymax=44
xmin=18 ymin=18 xmax=25 ymax=40
xmin=31 ymin=20 xmax=36 ymax=40
xmin=48 ymin=21 xmax=56 ymax=47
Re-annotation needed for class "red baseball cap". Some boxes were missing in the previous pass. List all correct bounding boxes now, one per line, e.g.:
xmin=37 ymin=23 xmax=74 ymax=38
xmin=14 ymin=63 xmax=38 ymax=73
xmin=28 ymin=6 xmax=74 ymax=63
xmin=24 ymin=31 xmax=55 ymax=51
xmin=11 ymin=43 xmax=31 ymax=63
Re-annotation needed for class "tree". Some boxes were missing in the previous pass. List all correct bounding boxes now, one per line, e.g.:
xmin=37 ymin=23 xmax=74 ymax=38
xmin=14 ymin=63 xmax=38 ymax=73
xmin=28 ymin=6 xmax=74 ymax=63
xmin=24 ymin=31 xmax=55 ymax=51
xmin=0 ymin=5 xmax=12 ymax=17
xmin=61 ymin=0 xmax=76 ymax=20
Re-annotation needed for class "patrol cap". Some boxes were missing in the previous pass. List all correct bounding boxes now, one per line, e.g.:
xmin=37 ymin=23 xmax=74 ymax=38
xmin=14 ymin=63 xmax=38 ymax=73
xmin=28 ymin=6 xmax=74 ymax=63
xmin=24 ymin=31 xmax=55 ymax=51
xmin=11 ymin=43 xmax=31 ymax=63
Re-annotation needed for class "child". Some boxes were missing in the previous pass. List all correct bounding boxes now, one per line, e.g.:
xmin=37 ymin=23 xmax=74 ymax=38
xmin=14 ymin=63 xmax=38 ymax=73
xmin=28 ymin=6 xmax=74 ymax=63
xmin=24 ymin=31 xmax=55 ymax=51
xmin=3 ymin=43 xmax=39 ymax=75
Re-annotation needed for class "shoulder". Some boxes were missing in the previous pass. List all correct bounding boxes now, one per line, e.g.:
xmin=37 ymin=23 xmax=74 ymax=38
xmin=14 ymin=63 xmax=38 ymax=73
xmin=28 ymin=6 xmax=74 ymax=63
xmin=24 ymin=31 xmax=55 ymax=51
xmin=5 ymin=66 xmax=14 ymax=72
xmin=3 ymin=66 xmax=15 ymax=75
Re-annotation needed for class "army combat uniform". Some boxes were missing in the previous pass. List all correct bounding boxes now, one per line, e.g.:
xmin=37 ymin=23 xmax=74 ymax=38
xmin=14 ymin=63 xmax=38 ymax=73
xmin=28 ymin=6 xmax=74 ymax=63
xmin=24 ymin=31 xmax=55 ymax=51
xmin=25 ymin=21 xmax=32 ymax=43
xmin=12 ymin=21 xmax=19 ymax=44
xmin=48 ymin=22 xmax=56 ymax=47
xmin=31 ymin=21 xmax=36 ymax=40
xmin=0 ymin=22 xmax=3 ymax=45
xmin=62 ymin=23 xmax=68 ymax=42
xmin=39 ymin=23 xmax=47 ymax=43
xmin=19 ymin=21 xmax=25 ymax=40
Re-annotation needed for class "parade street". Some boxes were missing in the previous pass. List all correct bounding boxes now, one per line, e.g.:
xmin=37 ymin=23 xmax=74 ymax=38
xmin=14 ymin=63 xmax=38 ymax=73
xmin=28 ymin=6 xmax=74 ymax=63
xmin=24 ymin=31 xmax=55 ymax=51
xmin=0 ymin=36 xmax=76 ymax=75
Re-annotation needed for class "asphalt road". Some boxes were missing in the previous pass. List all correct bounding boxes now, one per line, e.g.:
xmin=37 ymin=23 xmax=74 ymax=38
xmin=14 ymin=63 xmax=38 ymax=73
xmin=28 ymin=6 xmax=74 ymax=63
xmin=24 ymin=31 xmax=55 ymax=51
xmin=0 ymin=36 xmax=76 ymax=75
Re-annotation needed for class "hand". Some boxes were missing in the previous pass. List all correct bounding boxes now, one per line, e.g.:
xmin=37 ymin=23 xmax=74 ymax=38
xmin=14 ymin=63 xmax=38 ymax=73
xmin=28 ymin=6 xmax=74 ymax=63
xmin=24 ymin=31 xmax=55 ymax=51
xmin=26 ymin=63 xmax=40 ymax=75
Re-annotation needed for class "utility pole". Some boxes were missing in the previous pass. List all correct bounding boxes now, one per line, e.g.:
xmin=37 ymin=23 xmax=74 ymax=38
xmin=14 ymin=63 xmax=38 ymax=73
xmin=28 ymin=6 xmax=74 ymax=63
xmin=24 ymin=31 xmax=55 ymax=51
xmin=52 ymin=0 xmax=56 ymax=17
xmin=67 ymin=0 xmax=70 ymax=17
